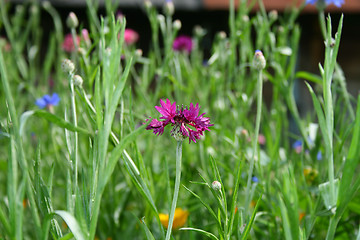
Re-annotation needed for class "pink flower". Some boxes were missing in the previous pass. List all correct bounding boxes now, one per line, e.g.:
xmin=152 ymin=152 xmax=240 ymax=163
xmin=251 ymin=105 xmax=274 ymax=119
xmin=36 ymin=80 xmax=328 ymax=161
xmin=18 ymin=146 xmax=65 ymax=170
xmin=146 ymin=99 xmax=213 ymax=143
xmin=124 ymin=29 xmax=139 ymax=45
xmin=173 ymin=35 xmax=193 ymax=53
xmin=62 ymin=33 xmax=80 ymax=53
xmin=258 ymin=134 xmax=266 ymax=145
xmin=81 ymin=29 xmax=91 ymax=46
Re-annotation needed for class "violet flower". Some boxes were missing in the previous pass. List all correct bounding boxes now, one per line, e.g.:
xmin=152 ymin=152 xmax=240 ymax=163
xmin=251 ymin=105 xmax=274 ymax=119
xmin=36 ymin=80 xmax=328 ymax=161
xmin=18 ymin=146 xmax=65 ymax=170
xmin=173 ymin=35 xmax=193 ymax=53
xmin=306 ymin=0 xmax=344 ymax=8
xmin=35 ymin=93 xmax=60 ymax=109
xmin=146 ymin=99 xmax=213 ymax=143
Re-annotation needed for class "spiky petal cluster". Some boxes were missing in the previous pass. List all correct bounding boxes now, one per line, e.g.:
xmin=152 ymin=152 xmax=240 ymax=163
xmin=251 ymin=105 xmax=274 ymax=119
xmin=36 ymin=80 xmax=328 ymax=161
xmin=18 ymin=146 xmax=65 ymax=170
xmin=146 ymin=99 xmax=213 ymax=143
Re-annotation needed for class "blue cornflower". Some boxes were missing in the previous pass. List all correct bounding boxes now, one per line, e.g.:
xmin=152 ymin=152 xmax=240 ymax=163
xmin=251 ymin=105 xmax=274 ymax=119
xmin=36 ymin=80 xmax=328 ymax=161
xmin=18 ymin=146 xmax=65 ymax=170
xmin=252 ymin=176 xmax=259 ymax=183
xmin=292 ymin=140 xmax=303 ymax=153
xmin=35 ymin=93 xmax=60 ymax=109
xmin=306 ymin=0 xmax=344 ymax=8
xmin=317 ymin=151 xmax=322 ymax=160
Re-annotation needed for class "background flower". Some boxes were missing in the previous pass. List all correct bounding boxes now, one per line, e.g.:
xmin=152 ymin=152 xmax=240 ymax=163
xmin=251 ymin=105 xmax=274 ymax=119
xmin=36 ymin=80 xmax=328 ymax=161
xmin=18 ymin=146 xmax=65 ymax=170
xmin=306 ymin=0 xmax=344 ymax=8
xmin=173 ymin=35 xmax=193 ymax=53
xmin=62 ymin=33 xmax=80 ymax=52
xmin=35 ymin=93 xmax=60 ymax=109
xmin=159 ymin=208 xmax=189 ymax=229
xmin=124 ymin=28 xmax=139 ymax=45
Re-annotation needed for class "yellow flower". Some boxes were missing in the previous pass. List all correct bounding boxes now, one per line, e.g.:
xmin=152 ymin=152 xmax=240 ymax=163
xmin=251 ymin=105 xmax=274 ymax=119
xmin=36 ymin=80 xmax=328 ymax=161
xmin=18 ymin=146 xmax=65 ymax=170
xmin=159 ymin=208 xmax=189 ymax=229
xmin=303 ymin=167 xmax=318 ymax=183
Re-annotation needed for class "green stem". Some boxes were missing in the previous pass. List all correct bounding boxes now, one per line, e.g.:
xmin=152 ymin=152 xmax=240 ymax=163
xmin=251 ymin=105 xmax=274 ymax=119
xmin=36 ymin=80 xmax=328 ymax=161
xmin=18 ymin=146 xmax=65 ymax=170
xmin=69 ymin=73 xmax=79 ymax=203
xmin=326 ymin=216 xmax=338 ymax=240
xmin=165 ymin=141 xmax=183 ymax=240
xmin=244 ymin=70 xmax=263 ymax=213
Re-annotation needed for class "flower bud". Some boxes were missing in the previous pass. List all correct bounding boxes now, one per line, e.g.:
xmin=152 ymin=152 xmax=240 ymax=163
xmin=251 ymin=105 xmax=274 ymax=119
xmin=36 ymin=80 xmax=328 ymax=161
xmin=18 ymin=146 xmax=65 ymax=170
xmin=242 ymin=15 xmax=249 ymax=23
xmin=73 ymin=75 xmax=83 ymax=87
xmin=135 ymin=49 xmax=143 ymax=57
xmin=164 ymin=0 xmax=174 ymax=16
xmin=61 ymin=59 xmax=75 ymax=74
xmin=144 ymin=0 xmax=152 ymax=9
xmin=218 ymin=31 xmax=227 ymax=40
xmin=66 ymin=12 xmax=79 ymax=29
xmin=194 ymin=25 xmax=205 ymax=37
xmin=212 ymin=181 xmax=221 ymax=191
xmin=268 ymin=10 xmax=278 ymax=21
xmin=173 ymin=20 xmax=182 ymax=30
xmin=253 ymin=50 xmax=266 ymax=70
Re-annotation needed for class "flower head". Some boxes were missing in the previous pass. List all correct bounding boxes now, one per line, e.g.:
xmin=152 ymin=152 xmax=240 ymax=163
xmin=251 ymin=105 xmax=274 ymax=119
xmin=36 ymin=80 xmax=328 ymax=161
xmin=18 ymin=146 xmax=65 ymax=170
xmin=212 ymin=181 xmax=222 ymax=191
xmin=306 ymin=0 xmax=344 ymax=8
xmin=173 ymin=35 xmax=193 ymax=53
xmin=292 ymin=140 xmax=303 ymax=154
xmin=252 ymin=176 xmax=259 ymax=183
xmin=146 ymin=99 xmax=213 ymax=143
xmin=303 ymin=166 xmax=318 ymax=183
xmin=258 ymin=134 xmax=266 ymax=145
xmin=123 ymin=29 xmax=139 ymax=45
xmin=317 ymin=150 xmax=322 ymax=160
xmin=159 ymin=208 xmax=189 ymax=229
xmin=35 ymin=93 xmax=60 ymax=109
xmin=253 ymin=50 xmax=266 ymax=70
xmin=62 ymin=33 xmax=80 ymax=53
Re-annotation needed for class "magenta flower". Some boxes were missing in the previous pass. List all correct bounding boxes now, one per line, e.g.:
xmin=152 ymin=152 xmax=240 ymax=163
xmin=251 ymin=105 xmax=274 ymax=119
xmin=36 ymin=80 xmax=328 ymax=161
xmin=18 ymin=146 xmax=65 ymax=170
xmin=62 ymin=33 xmax=80 ymax=53
xmin=124 ymin=29 xmax=139 ymax=45
xmin=173 ymin=35 xmax=193 ymax=53
xmin=146 ymin=99 xmax=213 ymax=143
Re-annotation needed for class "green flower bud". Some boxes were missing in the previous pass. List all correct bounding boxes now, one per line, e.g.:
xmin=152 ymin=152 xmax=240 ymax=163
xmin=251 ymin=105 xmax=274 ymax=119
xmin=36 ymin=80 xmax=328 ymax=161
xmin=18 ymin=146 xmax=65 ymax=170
xmin=253 ymin=50 xmax=266 ymax=70
xmin=73 ymin=75 xmax=83 ymax=87
xmin=61 ymin=59 xmax=75 ymax=74
xmin=66 ymin=12 xmax=79 ymax=28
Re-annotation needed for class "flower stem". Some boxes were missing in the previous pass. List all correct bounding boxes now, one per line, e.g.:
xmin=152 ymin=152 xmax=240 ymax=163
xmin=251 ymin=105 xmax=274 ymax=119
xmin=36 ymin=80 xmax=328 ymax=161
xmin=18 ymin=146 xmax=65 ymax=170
xmin=69 ymin=73 xmax=79 ymax=206
xmin=244 ymin=69 xmax=263 ymax=214
xmin=165 ymin=140 xmax=183 ymax=240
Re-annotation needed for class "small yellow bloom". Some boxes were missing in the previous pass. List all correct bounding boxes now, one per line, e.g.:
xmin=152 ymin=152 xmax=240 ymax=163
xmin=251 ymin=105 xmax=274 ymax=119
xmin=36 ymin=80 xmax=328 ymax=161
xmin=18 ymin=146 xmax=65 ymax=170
xmin=159 ymin=208 xmax=189 ymax=229
xmin=303 ymin=167 xmax=318 ymax=183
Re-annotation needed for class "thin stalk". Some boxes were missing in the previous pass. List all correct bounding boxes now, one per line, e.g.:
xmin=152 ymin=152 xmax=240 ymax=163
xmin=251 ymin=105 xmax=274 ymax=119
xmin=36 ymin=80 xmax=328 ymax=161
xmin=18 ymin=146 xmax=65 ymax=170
xmin=326 ymin=216 xmax=338 ymax=240
xmin=244 ymin=70 xmax=263 ymax=213
xmin=165 ymin=141 xmax=183 ymax=240
xmin=68 ymin=73 xmax=79 ymax=198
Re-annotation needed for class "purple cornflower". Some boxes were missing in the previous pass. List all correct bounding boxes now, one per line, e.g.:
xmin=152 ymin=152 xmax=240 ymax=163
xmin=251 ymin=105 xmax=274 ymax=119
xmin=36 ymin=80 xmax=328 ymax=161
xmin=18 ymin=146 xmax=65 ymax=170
xmin=35 ymin=93 xmax=60 ymax=109
xmin=146 ymin=99 xmax=213 ymax=143
xmin=306 ymin=0 xmax=344 ymax=8
xmin=173 ymin=35 xmax=193 ymax=54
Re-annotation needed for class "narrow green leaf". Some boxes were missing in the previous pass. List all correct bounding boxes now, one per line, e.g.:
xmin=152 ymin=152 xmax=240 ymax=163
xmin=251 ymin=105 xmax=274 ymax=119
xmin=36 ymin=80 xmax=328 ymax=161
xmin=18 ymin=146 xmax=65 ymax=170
xmin=32 ymin=110 xmax=91 ymax=135
xmin=0 ymin=202 xmax=11 ymax=236
xmin=337 ymin=95 xmax=360 ymax=214
xmin=139 ymin=217 xmax=156 ymax=240
xmin=240 ymin=193 xmax=262 ymax=240
xmin=183 ymin=185 xmax=223 ymax=233
xmin=295 ymin=71 xmax=322 ymax=85
xmin=101 ymin=123 xmax=147 ymax=190
xmin=305 ymin=82 xmax=329 ymax=147
xmin=55 ymin=210 xmax=85 ymax=240
xmin=180 ymin=227 xmax=219 ymax=240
